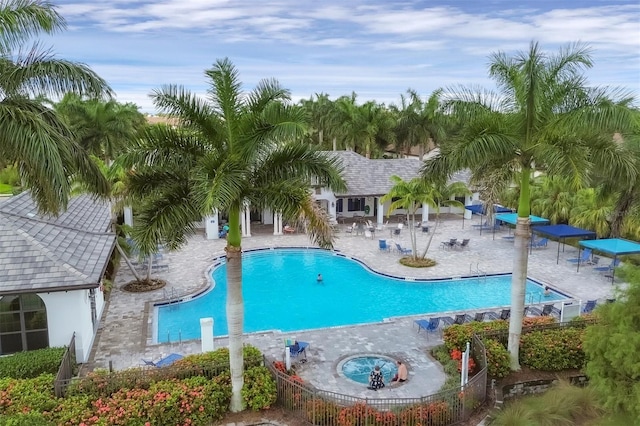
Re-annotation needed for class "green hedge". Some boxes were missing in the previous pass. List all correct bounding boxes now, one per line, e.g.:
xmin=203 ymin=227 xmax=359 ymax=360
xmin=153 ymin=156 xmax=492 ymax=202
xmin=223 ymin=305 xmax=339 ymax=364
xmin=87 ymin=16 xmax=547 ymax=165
xmin=443 ymin=321 xmax=508 ymax=351
xmin=520 ymin=328 xmax=586 ymax=370
xmin=242 ymin=366 xmax=277 ymax=410
xmin=0 ymin=347 xmax=66 ymax=379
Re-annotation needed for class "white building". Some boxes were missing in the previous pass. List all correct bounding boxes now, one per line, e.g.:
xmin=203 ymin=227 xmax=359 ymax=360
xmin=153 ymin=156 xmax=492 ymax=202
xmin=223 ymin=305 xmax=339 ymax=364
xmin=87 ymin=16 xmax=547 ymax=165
xmin=0 ymin=193 xmax=115 ymax=362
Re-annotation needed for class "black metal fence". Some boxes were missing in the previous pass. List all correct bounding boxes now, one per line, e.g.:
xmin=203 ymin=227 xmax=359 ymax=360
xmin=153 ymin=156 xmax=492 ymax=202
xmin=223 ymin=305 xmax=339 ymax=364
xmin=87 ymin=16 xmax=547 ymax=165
xmin=267 ymin=335 xmax=487 ymax=425
xmin=54 ymin=333 xmax=77 ymax=397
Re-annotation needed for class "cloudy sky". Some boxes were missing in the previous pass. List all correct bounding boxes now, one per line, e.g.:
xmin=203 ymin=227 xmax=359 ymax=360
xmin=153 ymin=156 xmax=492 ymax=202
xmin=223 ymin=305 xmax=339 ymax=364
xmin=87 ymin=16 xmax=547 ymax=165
xmin=48 ymin=0 xmax=640 ymax=113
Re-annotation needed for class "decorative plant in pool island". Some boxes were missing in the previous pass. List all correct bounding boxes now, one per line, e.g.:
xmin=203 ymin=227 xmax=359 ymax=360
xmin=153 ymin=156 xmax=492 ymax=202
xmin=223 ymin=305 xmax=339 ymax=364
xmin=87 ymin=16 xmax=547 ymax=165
xmin=423 ymin=40 xmax=637 ymax=369
xmin=117 ymin=58 xmax=345 ymax=411
xmin=381 ymin=176 xmax=469 ymax=267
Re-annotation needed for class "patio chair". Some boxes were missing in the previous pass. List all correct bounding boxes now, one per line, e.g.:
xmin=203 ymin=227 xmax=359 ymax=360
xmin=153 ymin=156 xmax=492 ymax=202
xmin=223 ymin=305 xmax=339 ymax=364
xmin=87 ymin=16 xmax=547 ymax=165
xmin=566 ymin=248 xmax=592 ymax=264
xmin=454 ymin=238 xmax=470 ymax=250
xmin=441 ymin=238 xmax=457 ymax=250
xmin=345 ymin=223 xmax=354 ymax=234
xmin=582 ymin=300 xmax=597 ymax=314
xmin=364 ymin=229 xmax=373 ymax=239
xmin=453 ymin=314 xmax=469 ymax=325
xmin=499 ymin=309 xmax=511 ymax=320
xmin=528 ymin=304 xmax=558 ymax=317
xmin=531 ymin=238 xmax=549 ymax=249
xmin=378 ymin=239 xmax=390 ymax=252
xmin=141 ymin=353 xmax=184 ymax=368
xmin=284 ymin=225 xmax=296 ymax=234
xmin=356 ymin=223 xmax=365 ymax=236
xmin=593 ymin=258 xmax=620 ymax=273
xmin=289 ymin=341 xmax=309 ymax=362
xmin=415 ymin=318 xmax=440 ymax=335
xmin=395 ymin=243 xmax=412 ymax=255
xmin=471 ymin=220 xmax=488 ymax=229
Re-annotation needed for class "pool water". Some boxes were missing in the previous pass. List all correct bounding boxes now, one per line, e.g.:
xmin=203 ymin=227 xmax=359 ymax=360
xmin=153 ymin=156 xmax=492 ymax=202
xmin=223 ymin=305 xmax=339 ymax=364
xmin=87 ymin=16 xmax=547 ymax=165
xmin=341 ymin=356 xmax=398 ymax=384
xmin=156 ymin=248 xmax=565 ymax=342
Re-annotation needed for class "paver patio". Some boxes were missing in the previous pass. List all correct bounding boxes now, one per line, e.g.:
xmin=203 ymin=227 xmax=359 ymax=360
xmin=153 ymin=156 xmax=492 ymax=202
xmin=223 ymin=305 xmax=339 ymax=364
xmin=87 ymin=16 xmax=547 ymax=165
xmin=86 ymin=215 xmax=620 ymax=398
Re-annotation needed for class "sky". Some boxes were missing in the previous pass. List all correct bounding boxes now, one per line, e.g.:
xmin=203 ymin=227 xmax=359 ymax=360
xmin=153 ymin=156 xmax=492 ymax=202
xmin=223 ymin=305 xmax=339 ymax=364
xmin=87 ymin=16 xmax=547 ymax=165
xmin=47 ymin=0 xmax=640 ymax=113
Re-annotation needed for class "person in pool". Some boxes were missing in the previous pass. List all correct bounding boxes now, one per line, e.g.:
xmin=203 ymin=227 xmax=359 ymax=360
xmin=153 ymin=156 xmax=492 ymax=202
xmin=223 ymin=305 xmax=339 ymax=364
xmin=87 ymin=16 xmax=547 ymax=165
xmin=317 ymin=273 xmax=323 ymax=282
xmin=368 ymin=365 xmax=385 ymax=391
xmin=544 ymin=286 xmax=551 ymax=297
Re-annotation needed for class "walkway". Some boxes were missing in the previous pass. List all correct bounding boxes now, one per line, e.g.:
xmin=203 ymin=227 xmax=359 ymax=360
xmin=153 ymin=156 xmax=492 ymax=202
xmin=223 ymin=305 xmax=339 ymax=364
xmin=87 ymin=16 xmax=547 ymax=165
xmin=87 ymin=215 xmax=619 ymax=399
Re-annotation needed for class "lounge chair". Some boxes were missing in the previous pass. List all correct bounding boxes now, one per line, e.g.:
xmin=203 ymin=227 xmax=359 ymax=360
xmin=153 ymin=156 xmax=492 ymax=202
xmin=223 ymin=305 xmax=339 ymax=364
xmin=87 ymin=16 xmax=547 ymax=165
xmin=453 ymin=314 xmax=469 ymax=325
xmin=395 ymin=243 xmax=412 ymax=255
xmin=528 ymin=304 xmax=559 ymax=317
xmin=415 ymin=318 xmax=440 ymax=335
xmin=141 ymin=353 xmax=184 ymax=368
xmin=472 ymin=312 xmax=485 ymax=322
xmin=566 ymin=248 xmax=592 ymax=264
xmin=500 ymin=309 xmax=511 ymax=320
xmin=582 ymin=300 xmax=597 ymax=314
xmin=531 ymin=238 xmax=549 ymax=249
xmin=284 ymin=225 xmax=296 ymax=234
xmin=593 ymin=258 xmax=620 ymax=273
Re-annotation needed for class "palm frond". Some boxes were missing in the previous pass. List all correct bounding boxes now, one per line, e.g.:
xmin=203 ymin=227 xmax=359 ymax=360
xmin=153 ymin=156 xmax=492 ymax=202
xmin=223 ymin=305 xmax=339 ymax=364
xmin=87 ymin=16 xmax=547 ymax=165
xmin=0 ymin=0 xmax=64 ymax=53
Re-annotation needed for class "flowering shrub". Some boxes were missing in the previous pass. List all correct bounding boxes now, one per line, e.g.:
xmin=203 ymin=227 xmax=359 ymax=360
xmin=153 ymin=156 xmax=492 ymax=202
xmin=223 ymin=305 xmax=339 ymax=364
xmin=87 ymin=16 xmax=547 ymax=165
xmin=520 ymin=328 xmax=586 ymax=370
xmin=175 ymin=345 xmax=262 ymax=371
xmin=397 ymin=401 xmax=452 ymax=426
xmin=337 ymin=403 xmax=396 ymax=426
xmin=443 ymin=321 xmax=508 ymax=351
xmin=242 ymin=367 xmax=276 ymax=411
xmin=450 ymin=350 xmax=476 ymax=374
xmin=522 ymin=316 xmax=556 ymax=327
xmin=0 ymin=374 xmax=58 ymax=415
xmin=305 ymin=399 xmax=340 ymax=426
xmin=482 ymin=339 xmax=511 ymax=378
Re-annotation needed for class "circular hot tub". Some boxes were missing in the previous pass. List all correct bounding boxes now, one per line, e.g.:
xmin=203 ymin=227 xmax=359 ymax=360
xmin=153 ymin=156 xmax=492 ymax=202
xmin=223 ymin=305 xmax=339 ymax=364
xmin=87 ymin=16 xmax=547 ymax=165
xmin=339 ymin=355 xmax=398 ymax=384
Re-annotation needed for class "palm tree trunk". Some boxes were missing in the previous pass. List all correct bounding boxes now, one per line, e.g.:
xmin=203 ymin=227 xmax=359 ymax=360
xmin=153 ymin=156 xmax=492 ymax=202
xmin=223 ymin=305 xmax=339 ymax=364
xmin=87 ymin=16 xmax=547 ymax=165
xmin=114 ymin=241 xmax=142 ymax=281
xmin=226 ymin=205 xmax=245 ymax=412
xmin=332 ymin=137 xmax=337 ymax=151
xmin=609 ymin=189 xmax=634 ymax=237
xmin=507 ymin=167 xmax=532 ymax=370
xmin=508 ymin=217 xmax=530 ymax=370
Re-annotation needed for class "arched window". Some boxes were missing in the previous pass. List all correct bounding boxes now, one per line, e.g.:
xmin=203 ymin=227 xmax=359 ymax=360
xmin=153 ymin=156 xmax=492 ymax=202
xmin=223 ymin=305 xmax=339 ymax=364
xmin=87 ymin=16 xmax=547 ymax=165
xmin=0 ymin=294 xmax=48 ymax=355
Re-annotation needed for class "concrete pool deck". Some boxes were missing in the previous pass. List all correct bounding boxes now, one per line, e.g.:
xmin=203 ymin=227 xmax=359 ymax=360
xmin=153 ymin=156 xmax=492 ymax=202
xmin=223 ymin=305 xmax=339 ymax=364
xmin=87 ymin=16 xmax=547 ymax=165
xmin=87 ymin=215 xmax=621 ymax=398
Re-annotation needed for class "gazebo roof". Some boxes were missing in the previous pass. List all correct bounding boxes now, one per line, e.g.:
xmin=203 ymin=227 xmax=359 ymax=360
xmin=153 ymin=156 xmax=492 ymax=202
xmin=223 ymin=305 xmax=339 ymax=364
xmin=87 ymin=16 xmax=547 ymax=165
xmin=580 ymin=238 xmax=640 ymax=256
xmin=0 ymin=192 xmax=115 ymax=294
xmin=533 ymin=224 xmax=596 ymax=240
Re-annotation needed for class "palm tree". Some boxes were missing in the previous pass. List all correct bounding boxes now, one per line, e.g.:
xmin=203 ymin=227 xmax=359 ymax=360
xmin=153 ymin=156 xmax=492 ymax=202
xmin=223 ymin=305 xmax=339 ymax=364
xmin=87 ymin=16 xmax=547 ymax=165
xmin=0 ymin=0 xmax=113 ymax=213
xmin=117 ymin=58 xmax=345 ymax=411
xmin=531 ymin=176 xmax=574 ymax=224
xmin=381 ymin=176 xmax=469 ymax=261
xmin=55 ymin=94 xmax=146 ymax=161
xmin=423 ymin=41 xmax=637 ymax=370
xmin=396 ymin=89 xmax=448 ymax=160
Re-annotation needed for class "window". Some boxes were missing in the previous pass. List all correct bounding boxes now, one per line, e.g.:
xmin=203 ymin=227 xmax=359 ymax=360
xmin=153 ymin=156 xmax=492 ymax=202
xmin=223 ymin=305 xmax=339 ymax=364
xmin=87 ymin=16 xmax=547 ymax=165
xmin=347 ymin=198 xmax=365 ymax=212
xmin=0 ymin=294 xmax=48 ymax=355
xmin=336 ymin=199 xmax=343 ymax=213
xmin=455 ymin=196 xmax=466 ymax=205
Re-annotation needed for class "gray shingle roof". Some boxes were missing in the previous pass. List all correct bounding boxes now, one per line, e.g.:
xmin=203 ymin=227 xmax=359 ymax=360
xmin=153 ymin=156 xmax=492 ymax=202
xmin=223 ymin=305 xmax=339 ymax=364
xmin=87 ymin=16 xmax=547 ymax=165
xmin=324 ymin=151 xmax=471 ymax=196
xmin=0 ymin=192 xmax=115 ymax=294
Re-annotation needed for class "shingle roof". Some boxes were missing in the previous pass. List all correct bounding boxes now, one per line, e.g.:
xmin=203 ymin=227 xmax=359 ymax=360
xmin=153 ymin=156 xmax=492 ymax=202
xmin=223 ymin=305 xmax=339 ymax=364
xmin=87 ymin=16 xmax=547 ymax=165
xmin=324 ymin=150 xmax=471 ymax=196
xmin=0 ymin=192 xmax=115 ymax=294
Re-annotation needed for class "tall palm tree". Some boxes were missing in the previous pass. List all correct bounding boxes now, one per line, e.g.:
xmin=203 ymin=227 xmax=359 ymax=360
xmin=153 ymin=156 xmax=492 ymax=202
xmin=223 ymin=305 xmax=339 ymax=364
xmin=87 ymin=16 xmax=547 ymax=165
xmin=396 ymin=89 xmax=448 ymax=160
xmin=423 ymin=41 xmax=637 ymax=370
xmin=117 ymin=58 xmax=345 ymax=411
xmin=531 ymin=175 xmax=574 ymax=224
xmin=55 ymin=94 xmax=146 ymax=161
xmin=0 ymin=0 xmax=113 ymax=213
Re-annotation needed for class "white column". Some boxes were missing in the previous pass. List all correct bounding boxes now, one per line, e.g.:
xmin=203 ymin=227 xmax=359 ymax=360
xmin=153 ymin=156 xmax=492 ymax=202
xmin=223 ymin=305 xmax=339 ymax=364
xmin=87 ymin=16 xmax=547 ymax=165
xmin=464 ymin=196 xmax=472 ymax=219
xmin=422 ymin=203 xmax=430 ymax=223
xmin=124 ymin=206 xmax=133 ymax=227
xmin=242 ymin=203 xmax=251 ymax=237
xmin=273 ymin=212 xmax=283 ymax=235
xmin=200 ymin=318 xmax=214 ymax=352
xmin=329 ymin=198 xmax=337 ymax=222
xmin=377 ymin=198 xmax=384 ymax=225
xmin=205 ymin=209 xmax=220 ymax=240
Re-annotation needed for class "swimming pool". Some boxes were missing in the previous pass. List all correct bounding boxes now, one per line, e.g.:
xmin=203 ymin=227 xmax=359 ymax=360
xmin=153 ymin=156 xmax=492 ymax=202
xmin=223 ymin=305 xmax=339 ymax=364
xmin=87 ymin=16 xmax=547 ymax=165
xmin=155 ymin=248 xmax=566 ymax=342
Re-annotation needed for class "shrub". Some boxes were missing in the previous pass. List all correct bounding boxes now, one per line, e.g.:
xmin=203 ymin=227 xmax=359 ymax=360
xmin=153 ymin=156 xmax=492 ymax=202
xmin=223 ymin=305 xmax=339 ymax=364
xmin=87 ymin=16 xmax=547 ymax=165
xmin=337 ymin=403 xmax=396 ymax=426
xmin=0 ymin=374 xmax=58 ymax=415
xmin=305 ymin=399 xmax=340 ymax=426
xmin=397 ymin=401 xmax=452 ymax=426
xmin=0 ymin=411 xmax=53 ymax=425
xmin=443 ymin=321 xmax=508 ymax=351
xmin=174 ymin=345 xmax=262 ymax=371
xmin=520 ymin=328 xmax=586 ymax=370
xmin=522 ymin=316 xmax=556 ymax=327
xmin=482 ymin=339 xmax=511 ymax=378
xmin=242 ymin=366 xmax=276 ymax=411
xmin=0 ymin=348 xmax=67 ymax=379
xmin=430 ymin=346 xmax=460 ymax=391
